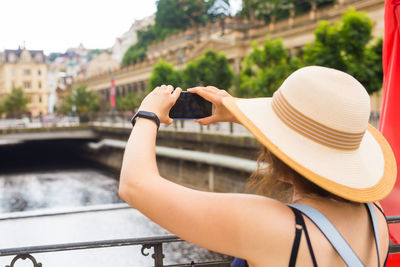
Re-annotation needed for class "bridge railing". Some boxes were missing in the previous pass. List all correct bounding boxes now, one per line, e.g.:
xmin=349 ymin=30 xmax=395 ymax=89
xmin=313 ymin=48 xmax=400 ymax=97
xmin=0 ymin=116 xmax=80 ymax=130
xmin=89 ymin=111 xmax=252 ymax=136
xmin=388 ymin=216 xmax=400 ymax=254
xmin=0 ymin=111 xmax=381 ymax=136
xmin=0 ymin=235 xmax=231 ymax=267
xmin=1 ymin=215 xmax=399 ymax=267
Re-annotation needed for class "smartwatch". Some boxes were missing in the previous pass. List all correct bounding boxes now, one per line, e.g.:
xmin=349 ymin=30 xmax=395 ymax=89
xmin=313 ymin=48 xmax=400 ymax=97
xmin=131 ymin=111 xmax=160 ymax=130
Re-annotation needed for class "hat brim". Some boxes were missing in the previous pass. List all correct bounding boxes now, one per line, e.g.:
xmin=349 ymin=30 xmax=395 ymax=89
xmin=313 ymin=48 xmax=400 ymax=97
xmin=222 ymin=97 xmax=396 ymax=203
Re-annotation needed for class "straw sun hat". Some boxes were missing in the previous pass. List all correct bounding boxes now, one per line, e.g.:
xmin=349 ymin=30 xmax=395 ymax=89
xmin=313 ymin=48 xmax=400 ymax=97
xmin=222 ymin=66 xmax=396 ymax=203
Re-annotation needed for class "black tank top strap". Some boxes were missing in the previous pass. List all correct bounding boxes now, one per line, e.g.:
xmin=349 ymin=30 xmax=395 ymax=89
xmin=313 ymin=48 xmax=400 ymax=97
xmin=373 ymin=203 xmax=386 ymax=218
xmin=301 ymin=212 xmax=318 ymax=267
xmin=372 ymin=203 xmax=389 ymax=266
xmin=288 ymin=206 xmax=318 ymax=267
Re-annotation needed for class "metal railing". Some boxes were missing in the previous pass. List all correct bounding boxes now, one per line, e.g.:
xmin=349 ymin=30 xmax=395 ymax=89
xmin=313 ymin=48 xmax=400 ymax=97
xmin=0 ymin=111 xmax=381 ymax=136
xmin=388 ymin=216 xmax=400 ymax=254
xmin=88 ymin=111 xmax=252 ymax=136
xmin=1 ymin=216 xmax=399 ymax=266
xmin=0 ymin=235 xmax=232 ymax=267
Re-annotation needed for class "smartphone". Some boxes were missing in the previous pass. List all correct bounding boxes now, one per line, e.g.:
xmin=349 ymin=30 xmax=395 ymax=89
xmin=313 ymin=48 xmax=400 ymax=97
xmin=169 ymin=91 xmax=212 ymax=119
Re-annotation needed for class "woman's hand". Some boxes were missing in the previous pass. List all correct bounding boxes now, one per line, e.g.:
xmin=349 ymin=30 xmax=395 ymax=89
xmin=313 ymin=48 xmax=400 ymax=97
xmin=138 ymin=85 xmax=182 ymax=125
xmin=188 ymin=86 xmax=239 ymax=125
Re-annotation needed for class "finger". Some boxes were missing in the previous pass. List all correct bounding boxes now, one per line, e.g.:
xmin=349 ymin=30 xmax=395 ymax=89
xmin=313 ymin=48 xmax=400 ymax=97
xmin=204 ymin=86 xmax=224 ymax=96
xmin=187 ymin=87 xmax=200 ymax=93
xmin=167 ymin=118 xmax=174 ymax=125
xmin=206 ymin=86 xmax=220 ymax=92
xmin=188 ymin=87 xmax=219 ymax=103
xmin=166 ymin=85 xmax=174 ymax=93
xmin=171 ymin=87 xmax=182 ymax=101
xmin=194 ymin=116 xmax=215 ymax=125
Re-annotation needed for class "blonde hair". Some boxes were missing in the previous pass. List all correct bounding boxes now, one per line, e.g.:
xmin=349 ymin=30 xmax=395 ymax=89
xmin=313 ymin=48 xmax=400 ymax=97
xmin=246 ymin=147 xmax=354 ymax=203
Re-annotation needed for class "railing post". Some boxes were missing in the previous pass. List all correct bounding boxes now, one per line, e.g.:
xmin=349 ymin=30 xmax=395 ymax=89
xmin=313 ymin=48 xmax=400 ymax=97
xmin=152 ymin=243 xmax=165 ymax=267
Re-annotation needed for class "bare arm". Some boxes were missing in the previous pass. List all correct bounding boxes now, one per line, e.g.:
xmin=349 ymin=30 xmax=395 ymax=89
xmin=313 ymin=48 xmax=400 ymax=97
xmin=119 ymin=85 xmax=293 ymax=262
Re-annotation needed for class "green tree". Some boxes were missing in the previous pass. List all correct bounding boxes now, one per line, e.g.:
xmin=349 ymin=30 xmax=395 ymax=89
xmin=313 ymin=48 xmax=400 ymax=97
xmin=3 ymin=87 xmax=30 ymax=118
xmin=155 ymin=0 xmax=230 ymax=34
xmin=121 ymin=0 xmax=231 ymax=67
xmin=57 ymin=85 xmax=99 ymax=116
xmin=241 ymin=0 xmax=297 ymax=22
xmin=73 ymin=85 xmax=100 ymax=114
xmin=116 ymin=91 xmax=146 ymax=111
xmin=302 ymin=20 xmax=345 ymax=69
xmin=121 ymin=44 xmax=147 ymax=67
xmin=0 ymin=99 xmax=4 ymax=117
xmin=56 ymin=95 xmax=74 ymax=115
xmin=303 ymin=8 xmax=382 ymax=94
xmin=241 ymin=0 xmax=334 ymax=23
xmin=237 ymin=38 xmax=301 ymax=97
xmin=148 ymin=60 xmax=182 ymax=91
xmin=155 ymin=0 xmax=192 ymax=35
xmin=182 ymin=50 xmax=233 ymax=90
xmin=121 ymin=26 xmax=158 ymax=67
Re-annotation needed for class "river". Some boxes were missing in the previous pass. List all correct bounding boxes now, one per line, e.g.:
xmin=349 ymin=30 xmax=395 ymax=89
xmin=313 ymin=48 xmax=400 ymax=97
xmin=0 ymin=140 xmax=229 ymax=266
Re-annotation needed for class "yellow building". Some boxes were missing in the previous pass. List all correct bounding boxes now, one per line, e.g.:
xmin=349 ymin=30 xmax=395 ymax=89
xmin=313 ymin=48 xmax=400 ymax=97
xmin=0 ymin=48 xmax=49 ymax=117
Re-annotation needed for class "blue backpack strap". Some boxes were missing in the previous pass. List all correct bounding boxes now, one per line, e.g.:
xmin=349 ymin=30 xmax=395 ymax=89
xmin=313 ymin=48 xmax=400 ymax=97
xmin=366 ymin=203 xmax=380 ymax=267
xmin=288 ymin=204 xmax=364 ymax=267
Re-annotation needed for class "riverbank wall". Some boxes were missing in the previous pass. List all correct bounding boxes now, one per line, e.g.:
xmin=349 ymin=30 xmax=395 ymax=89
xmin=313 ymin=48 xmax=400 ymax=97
xmin=85 ymin=127 xmax=261 ymax=193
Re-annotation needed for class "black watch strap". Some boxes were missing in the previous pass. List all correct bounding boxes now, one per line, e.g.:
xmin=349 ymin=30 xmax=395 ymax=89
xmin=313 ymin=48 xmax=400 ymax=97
xmin=131 ymin=111 xmax=160 ymax=130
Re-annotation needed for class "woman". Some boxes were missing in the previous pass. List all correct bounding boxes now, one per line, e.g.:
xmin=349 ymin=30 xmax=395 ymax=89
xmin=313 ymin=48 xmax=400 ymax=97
xmin=119 ymin=66 xmax=396 ymax=266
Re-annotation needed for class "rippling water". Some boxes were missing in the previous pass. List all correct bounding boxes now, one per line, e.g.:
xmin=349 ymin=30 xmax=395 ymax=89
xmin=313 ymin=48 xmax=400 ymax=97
xmin=0 ymin=169 xmax=121 ymax=213
xmin=0 ymin=141 xmax=230 ymax=266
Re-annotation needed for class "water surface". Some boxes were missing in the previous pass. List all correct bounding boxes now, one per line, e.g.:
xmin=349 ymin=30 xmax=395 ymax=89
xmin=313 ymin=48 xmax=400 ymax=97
xmin=0 ymin=141 xmax=229 ymax=266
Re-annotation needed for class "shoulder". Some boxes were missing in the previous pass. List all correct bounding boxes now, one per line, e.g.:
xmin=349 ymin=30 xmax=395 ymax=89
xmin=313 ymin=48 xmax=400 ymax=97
xmin=372 ymin=202 xmax=390 ymax=256
xmin=231 ymin=194 xmax=298 ymax=263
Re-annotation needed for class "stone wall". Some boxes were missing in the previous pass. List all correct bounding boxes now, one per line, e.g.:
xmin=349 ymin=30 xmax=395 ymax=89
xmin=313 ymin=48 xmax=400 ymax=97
xmin=86 ymin=127 xmax=261 ymax=193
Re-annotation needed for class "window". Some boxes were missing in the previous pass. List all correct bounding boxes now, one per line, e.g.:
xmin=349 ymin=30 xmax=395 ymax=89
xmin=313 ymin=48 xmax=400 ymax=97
xmin=23 ymin=55 xmax=30 ymax=62
xmin=38 ymin=81 xmax=42 ymax=89
xmin=11 ymin=81 xmax=15 ymax=88
xmin=35 ymin=54 xmax=42 ymax=63
xmin=38 ymin=69 xmax=41 ymax=76
xmin=8 ymin=53 xmax=16 ymax=63
xmin=39 ymin=96 xmax=42 ymax=103
xmin=10 ymin=69 xmax=15 ymax=76
xmin=23 ymin=69 xmax=31 ymax=75
xmin=23 ymin=81 xmax=31 ymax=89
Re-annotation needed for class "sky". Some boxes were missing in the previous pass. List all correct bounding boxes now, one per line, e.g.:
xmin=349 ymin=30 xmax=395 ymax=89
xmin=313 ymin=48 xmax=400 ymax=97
xmin=0 ymin=0 xmax=242 ymax=55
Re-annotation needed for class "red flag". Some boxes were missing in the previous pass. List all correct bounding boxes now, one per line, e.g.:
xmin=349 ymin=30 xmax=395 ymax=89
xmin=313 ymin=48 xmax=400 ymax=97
xmin=110 ymin=78 xmax=116 ymax=108
xmin=379 ymin=1 xmax=400 ymax=263
xmin=380 ymin=0 xmax=400 ymax=231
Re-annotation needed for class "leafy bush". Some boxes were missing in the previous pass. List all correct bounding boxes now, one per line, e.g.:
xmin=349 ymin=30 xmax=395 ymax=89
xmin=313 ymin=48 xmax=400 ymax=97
xmin=182 ymin=50 xmax=233 ymax=90
xmin=237 ymin=39 xmax=301 ymax=97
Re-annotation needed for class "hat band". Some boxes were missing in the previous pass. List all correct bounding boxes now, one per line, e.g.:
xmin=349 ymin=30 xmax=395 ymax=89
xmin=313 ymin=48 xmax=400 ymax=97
xmin=271 ymin=90 xmax=365 ymax=150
